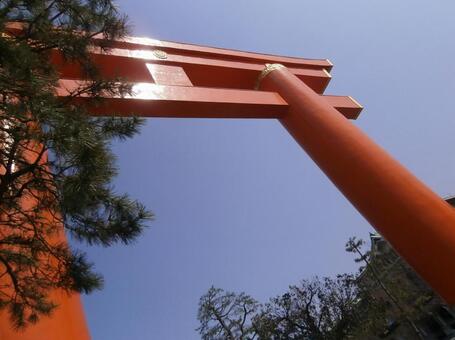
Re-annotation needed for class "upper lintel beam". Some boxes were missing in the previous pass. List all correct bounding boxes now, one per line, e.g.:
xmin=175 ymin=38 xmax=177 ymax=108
xmin=4 ymin=22 xmax=331 ymax=71
xmin=92 ymin=35 xmax=333 ymax=72
xmin=51 ymin=49 xmax=331 ymax=93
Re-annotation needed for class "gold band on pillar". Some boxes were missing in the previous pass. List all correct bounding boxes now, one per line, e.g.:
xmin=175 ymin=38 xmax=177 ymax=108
xmin=254 ymin=63 xmax=285 ymax=90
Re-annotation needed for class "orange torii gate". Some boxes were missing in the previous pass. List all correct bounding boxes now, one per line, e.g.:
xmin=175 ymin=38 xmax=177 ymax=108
xmin=2 ymin=28 xmax=455 ymax=339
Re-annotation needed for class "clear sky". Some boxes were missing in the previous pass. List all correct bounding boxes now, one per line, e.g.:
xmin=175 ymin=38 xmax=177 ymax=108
xmin=79 ymin=1 xmax=455 ymax=339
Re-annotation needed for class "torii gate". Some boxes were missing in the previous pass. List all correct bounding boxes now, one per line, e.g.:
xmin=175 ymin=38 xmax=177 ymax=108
xmin=2 ymin=28 xmax=455 ymax=339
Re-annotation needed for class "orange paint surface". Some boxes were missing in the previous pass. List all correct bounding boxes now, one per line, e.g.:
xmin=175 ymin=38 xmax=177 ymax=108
xmin=0 ymin=292 xmax=90 ymax=340
xmin=5 ymin=25 xmax=453 ymax=339
xmin=259 ymin=67 xmax=455 ymax=304
xmin=0 ymin=150 xmax=91 ymax=339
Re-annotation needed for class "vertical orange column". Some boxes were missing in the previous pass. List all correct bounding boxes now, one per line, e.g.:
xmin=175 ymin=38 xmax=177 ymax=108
xmin=258 ymin=64 xmax=455 ymax=304
xmin=0 ymin=292 xmax=90 ymax=340
xmin=0 ymin=149 xmax=90 ymax=340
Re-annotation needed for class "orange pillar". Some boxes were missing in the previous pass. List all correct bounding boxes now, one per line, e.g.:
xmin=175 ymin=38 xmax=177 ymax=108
xmin=0 ymin=292 xmax=90 ymax=340
xmin=0 ymin=148 xmax=90 ymax=340
xmin=257 ymin=64 xmax=455 ymax=304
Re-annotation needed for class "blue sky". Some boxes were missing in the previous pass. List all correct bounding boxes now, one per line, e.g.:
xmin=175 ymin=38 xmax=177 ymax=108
xmin=80 ymin=1 xmax=455 ymax=339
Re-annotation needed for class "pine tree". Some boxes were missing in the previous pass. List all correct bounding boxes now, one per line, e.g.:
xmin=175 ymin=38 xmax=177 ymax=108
xmin=0 ymin=1 xmax=152 ymax=328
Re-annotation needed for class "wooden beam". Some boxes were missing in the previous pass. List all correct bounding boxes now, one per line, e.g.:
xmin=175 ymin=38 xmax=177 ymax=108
xmin=56 ymin=80 xmax=362 ymax=119
xmin=323 ymin=95 xmax=363 ymax=119
xmin=51 ymin=49 xmax=331 ymax=93
xmin=92 ymin=35 xmax=333 ymax=72
xmin=4 ymin=22 xmax=332 ymax=72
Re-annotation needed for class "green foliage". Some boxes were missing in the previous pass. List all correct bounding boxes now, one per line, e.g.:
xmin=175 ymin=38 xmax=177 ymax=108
xmin=197 ymin=276 xmax=363 ymax=340
xmin=346 ymin=236 xmax=432 ymax=339
xmin=198 ymin=286 xmax=260 ymax=340
xmin=197 ymin=236 xmax=438 ymax=339
xmin=257 ymin=275 xmax=361 ymax=340
xmin=0 ymin=0 xmax=152 ymax=329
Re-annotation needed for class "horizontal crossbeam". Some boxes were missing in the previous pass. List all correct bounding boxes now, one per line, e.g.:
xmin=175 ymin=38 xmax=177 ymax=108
xmin=57 ymin=80 xmax=362 ymax=119
xmin=5 ymin=22 xmax=332 ymax=71
xmin=51 ymin=49 xmax=331 ymax=93
xmin=91 ymin=35 xmax=333 ymax=71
